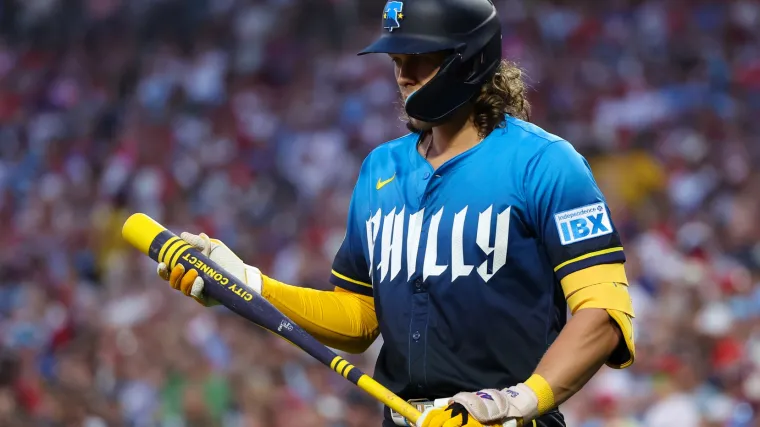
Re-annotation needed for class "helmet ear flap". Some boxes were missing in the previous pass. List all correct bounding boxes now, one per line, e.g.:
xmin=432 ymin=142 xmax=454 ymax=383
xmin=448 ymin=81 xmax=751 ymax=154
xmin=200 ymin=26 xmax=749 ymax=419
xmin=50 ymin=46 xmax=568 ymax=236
xmin=404 ymin=53 xmax=470 ymax=123
xmin=462 ymin=34 xmax=501 ymax=84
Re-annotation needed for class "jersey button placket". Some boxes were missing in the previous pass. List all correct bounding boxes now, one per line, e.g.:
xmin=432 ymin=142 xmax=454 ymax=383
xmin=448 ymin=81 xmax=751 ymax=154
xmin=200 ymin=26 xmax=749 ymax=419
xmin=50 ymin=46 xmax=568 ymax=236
xmin=409 ymin=255 xmax=429 ymax=390
xmin=408 ymin=206 xmax=431 ymax=392
xmin=418 ymin=167 xmax=434 ymax=207
xmin=420 ymin=171 xmax=442 ymax=206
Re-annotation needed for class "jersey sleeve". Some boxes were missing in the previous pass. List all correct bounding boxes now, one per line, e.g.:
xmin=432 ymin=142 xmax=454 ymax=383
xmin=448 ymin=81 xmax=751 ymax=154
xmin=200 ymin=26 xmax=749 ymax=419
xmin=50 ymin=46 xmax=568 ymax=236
xmin=525 ymin=140 xmax=626 ymax=281
xmin=329 ymin=181 xmax=373 ymax=297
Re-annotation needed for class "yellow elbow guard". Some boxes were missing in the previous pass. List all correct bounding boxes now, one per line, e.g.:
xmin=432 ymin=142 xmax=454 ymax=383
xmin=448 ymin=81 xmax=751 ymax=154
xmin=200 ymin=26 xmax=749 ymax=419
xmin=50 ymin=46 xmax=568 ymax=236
xmin=562 ymin=264 xmax=636 ymax=369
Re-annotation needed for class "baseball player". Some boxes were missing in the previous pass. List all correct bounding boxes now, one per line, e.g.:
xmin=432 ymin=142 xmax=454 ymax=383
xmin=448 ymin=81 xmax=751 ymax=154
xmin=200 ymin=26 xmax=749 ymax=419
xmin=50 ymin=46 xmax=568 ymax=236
xmin=157 ymin=1 xmax=636 ymax=426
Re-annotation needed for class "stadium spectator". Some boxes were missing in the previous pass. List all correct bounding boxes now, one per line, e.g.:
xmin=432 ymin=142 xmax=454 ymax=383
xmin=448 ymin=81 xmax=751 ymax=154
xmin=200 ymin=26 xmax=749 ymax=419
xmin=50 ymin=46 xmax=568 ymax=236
xmin=1 ymin=0 xmax=759 ymax=425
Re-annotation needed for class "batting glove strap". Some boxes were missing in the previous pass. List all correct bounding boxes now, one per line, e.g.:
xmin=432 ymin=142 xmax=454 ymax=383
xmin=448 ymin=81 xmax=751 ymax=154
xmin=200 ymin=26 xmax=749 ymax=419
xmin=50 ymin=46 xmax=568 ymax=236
xmin=450 ymin=383 xmax=539 ymax=425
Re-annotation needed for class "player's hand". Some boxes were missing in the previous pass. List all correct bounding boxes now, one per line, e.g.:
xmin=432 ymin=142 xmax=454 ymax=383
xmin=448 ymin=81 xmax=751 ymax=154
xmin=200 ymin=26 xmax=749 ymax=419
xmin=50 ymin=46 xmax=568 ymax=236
xmin=156 ymin=232 xmax=263 ymax=306
xmin=416 ymin=402 xmax=515 ymax=427
xmin=448 ymin=385 xmax=538 ymax=426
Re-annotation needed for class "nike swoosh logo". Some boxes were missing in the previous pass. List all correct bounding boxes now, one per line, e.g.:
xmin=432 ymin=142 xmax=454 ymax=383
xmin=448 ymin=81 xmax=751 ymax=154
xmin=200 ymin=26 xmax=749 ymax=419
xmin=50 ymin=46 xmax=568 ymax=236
xmin=376 ymin=174 xmax=396 ymax=190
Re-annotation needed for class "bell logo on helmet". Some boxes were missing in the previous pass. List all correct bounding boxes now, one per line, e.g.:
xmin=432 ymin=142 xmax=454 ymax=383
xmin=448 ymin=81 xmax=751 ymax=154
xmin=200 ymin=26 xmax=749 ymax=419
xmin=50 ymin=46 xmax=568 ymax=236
xmin=382 ymin=1 xmax=405 ymax=32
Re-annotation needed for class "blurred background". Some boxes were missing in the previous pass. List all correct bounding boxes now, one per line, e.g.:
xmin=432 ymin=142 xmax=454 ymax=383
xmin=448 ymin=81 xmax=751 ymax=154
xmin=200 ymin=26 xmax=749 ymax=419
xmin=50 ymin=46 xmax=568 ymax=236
xmin=0 ymin=0 xmax=759 ymax=426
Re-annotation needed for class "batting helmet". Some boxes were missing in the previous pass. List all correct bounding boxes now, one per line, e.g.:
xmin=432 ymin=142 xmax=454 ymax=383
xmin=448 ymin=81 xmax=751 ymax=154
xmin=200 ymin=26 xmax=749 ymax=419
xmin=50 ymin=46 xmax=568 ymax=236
xmin=358 ymin=0 xmax=502 ymax=124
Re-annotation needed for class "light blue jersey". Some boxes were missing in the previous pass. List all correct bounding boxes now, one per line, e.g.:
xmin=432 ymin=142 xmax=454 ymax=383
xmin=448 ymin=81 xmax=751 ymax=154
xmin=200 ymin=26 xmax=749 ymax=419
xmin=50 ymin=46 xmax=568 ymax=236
xmin=330 ymin=116 xmax=625 ymax=399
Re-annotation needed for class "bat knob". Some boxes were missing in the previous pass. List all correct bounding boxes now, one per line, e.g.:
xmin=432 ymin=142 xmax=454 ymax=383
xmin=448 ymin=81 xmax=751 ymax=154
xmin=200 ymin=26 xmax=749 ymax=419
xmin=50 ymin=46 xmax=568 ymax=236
xmin=122 ymin=213 xmax=168 ymax=256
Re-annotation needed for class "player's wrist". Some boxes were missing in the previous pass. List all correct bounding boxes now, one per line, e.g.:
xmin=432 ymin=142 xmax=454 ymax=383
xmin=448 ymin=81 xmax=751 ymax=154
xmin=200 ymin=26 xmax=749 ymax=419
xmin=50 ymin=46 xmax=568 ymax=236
xmin=521 ymin=373 xmax=554 ymax=416
xmin=242 ymin=263 xmax=263 ymax=294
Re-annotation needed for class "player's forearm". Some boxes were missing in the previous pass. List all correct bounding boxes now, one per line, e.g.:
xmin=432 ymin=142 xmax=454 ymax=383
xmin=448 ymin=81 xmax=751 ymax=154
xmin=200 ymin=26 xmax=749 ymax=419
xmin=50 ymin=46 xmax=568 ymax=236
xmin=260 ymin=276 xmax=379 ymax=353
xmin=532 ymin=308 xmax=621 ymax=407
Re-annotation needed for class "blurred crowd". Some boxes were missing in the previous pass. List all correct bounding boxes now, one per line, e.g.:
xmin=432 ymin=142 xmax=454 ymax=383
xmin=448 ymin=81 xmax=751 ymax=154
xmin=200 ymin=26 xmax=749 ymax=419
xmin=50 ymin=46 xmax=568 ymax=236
xmin=0 ymin=0 xmax=759 ymax=426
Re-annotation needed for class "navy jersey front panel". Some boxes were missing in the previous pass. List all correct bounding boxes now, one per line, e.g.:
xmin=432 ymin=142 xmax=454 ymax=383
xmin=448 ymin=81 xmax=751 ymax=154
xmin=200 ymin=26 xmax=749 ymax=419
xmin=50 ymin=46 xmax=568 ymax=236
xmin=330 ymin=116 xmax=625 ymax=399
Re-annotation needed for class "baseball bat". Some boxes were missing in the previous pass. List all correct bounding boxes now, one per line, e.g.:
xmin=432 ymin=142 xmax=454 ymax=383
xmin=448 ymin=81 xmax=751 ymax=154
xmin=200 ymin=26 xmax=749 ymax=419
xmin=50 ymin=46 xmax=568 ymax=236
xmin=121 ymin=213 xmax=423 ymax=425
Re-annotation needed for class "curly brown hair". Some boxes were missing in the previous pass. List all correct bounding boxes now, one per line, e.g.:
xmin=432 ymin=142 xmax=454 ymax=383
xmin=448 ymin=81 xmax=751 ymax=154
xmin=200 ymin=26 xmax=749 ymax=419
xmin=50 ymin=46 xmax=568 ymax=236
xmin=401 ymin=60 xmax=531 ymax=139
xmin=472 ymin=60 xmax=531 ymax=137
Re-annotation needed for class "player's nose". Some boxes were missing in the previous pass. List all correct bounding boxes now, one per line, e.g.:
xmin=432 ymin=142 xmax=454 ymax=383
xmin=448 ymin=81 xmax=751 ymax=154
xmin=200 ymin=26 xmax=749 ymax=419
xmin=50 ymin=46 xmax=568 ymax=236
xmin=397 ymin=75 xmax=416 ymax=93
xmin=395 ymin=61 xmax=418 ymax=88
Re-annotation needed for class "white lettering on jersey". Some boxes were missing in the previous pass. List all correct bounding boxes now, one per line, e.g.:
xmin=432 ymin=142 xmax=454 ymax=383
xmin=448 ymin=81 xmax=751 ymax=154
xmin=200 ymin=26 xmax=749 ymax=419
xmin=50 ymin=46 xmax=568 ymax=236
xmin=368 ymin=205 xmax=511 ymax=284
xmin=366 ymin=209 xmax=382 ymax=275
xmin=451 ymin=206 xmax=474 ymax=281
xmin=391 ymin=207 xmax=405 ymax=281
xmin=423 ymin=207 xmax=447 ymax=281
xmin=377 ymin=208 xmax=401 ymax=282
xmin=476 ymin=206 xmax=511 ymax=282
xmin=406 ymin=209 xmax=424 ymax=280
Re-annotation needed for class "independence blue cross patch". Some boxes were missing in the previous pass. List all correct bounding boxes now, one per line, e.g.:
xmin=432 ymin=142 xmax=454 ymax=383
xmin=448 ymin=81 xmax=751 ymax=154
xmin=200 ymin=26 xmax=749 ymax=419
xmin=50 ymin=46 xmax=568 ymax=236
xmin=554 ymin=202 xmax=613 ymax=245
xmin=383 ymin=1 xmax=405 ymax=32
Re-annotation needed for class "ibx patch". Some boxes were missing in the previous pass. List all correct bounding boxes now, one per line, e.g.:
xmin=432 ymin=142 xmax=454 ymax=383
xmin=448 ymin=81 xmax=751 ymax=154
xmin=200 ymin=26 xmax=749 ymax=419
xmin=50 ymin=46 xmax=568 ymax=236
xmin=554 ymin=202 xmax=613 ymax=245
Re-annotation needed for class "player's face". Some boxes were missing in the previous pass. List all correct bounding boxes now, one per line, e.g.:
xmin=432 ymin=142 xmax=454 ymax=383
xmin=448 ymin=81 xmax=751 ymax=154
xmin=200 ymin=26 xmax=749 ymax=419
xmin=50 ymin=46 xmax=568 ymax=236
xmin=390 ymin=52 xmax=448 ymax=129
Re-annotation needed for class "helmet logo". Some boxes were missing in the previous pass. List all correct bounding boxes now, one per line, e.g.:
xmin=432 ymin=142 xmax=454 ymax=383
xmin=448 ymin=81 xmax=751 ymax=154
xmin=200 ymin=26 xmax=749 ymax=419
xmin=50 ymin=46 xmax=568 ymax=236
xmin=382 ymin=1 xmax=405 ymax=32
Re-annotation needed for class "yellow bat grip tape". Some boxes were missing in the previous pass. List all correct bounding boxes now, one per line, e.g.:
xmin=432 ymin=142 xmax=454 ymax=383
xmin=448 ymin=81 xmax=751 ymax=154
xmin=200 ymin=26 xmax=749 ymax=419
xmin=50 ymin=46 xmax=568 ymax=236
xmin=158 ymin=236 xmax=178 ymax=263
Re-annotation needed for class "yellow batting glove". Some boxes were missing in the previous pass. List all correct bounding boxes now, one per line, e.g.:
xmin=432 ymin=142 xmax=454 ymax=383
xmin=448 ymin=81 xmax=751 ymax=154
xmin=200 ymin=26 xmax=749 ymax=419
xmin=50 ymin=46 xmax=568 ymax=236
xmin=156 ymin=232 xmax=263 ymax=306
xmin=167 ymin=263 xmax=200 ymax=297
xmin=417 ymin=403 xmax=516 ymax=427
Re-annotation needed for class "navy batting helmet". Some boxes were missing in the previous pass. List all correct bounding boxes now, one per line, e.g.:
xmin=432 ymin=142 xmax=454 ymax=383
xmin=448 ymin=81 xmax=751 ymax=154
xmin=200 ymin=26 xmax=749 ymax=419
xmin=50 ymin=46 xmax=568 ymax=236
xmin=358 ymin=0 xmax=502 ymax=123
